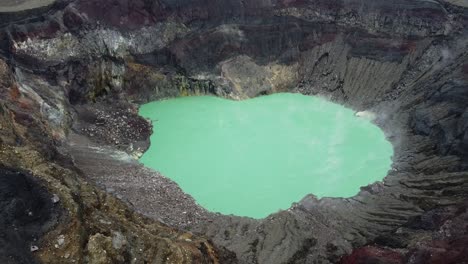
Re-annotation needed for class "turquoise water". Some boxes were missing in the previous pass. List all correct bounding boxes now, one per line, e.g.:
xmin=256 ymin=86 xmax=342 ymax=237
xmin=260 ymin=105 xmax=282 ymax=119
xmin=139 ymin=93 xmax=393 ymax=218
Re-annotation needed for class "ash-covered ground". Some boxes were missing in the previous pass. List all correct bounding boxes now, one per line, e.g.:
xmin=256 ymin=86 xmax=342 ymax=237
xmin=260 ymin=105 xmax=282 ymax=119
xmin=0 ymin=0 xmax=468 ymax=263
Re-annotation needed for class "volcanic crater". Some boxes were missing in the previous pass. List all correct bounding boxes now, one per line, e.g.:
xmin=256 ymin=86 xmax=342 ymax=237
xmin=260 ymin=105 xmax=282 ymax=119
xmin=0 ymin=0 xmax=467 ymax=263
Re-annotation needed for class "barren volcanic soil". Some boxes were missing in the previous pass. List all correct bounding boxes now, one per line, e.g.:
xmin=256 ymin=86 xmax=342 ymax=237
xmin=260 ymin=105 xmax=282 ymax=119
xmin=0 ymin=0 xmax=467 ymax=263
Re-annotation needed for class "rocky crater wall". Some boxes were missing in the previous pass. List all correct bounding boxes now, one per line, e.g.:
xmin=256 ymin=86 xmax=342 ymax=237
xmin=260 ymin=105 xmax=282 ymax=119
xmin=0 ymin=0 xmax=467 ymax=263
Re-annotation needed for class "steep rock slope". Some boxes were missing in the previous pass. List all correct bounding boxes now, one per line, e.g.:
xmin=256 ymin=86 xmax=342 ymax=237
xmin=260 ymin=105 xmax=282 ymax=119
xmin=0 ymin=0 xmax=467 ymax=263
xmin=0 ymin=56 xmax=233 ymax=263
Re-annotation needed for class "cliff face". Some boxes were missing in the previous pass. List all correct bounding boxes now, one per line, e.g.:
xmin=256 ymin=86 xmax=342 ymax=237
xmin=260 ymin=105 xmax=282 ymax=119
xmin=0 ymin=57 xmax=234 ymax=263
xmin=0 ymin=0 xmax=468 ymax=263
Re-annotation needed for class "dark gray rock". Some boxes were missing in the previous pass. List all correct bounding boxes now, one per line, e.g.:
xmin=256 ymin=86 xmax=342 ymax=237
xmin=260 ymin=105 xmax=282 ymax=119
xmin=0 ymin=168 xmax=59 ymax=264
xmin=0 ymin=0 xmax=468 ymax=263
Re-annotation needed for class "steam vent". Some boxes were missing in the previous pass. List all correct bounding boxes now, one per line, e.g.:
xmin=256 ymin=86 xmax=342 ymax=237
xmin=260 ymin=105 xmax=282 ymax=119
xmin=0 ymin=0 xmax=467 ymax=263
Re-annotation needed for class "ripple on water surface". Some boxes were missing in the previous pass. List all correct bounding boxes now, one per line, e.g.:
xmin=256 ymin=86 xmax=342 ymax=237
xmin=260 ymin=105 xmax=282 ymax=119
xmin=139 ymin=93 xmax=393 ymax=218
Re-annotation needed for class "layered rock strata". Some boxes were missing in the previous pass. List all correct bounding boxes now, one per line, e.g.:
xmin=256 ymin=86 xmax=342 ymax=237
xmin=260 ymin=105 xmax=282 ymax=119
xmin=0 ymin=0 xmax=467 ymax=263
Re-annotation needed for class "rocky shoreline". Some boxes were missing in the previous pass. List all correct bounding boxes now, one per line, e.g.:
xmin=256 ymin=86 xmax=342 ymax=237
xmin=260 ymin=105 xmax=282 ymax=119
xmin=0 ymin=0 xmax=467 ymax=263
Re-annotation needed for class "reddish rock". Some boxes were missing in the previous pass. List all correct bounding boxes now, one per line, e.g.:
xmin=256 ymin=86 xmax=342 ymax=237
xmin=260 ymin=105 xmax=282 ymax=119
xmin=407 ymin=238 xmax=468 ymax=264
xmin=76 ymin=0 xmax=165 ymax=30
xmin=340 ymin=246 xmax=404 ymax=264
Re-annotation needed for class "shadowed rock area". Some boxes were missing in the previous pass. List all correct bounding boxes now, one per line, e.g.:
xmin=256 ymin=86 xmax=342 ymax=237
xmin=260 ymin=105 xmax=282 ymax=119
xmin=0 ymin=168 xmax=59 ymax=264
xmin=0 ymin=0 xmax=467 ymax=263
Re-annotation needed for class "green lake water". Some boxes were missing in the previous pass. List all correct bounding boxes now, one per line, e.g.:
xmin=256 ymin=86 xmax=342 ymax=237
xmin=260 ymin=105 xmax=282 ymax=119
xmin=139 ymin=93 xmax=393 ymax=218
